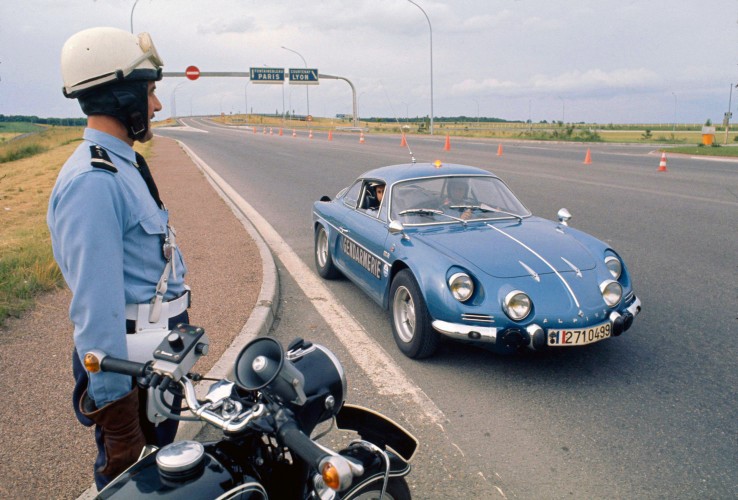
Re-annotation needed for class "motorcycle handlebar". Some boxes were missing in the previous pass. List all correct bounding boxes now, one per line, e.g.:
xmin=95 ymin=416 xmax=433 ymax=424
xmin=277 ymin=418 xmax=330 ymax=467
xmin=100 ymin=356 xmax=149 ymax=378
xmin=276 ymin=413 xmax=355 ymax=491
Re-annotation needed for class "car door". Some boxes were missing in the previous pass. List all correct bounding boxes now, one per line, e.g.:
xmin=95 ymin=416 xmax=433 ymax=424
xmin=334 ymin=180 xmax=391 ymax=305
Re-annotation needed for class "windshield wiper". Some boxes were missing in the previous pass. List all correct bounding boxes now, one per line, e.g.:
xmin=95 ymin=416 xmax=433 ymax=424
xmin=399 ymin=208 xmax=467 ymax=224
xmin=449 ymin=204 xmax=523 ymax=222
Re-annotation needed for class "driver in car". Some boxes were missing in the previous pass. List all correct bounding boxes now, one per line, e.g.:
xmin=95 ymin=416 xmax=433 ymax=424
xmin=441 ymin=178 xmax=474 ymax=220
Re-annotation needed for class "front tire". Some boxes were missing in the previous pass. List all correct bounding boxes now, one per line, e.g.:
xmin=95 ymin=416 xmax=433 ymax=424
xmin=389 ymin=270 xmax=439 ymax=359
xmin=350 ymin=477 xmax=412 ymax=500
xmin=315 ymin=225 xmax=341 ymax=279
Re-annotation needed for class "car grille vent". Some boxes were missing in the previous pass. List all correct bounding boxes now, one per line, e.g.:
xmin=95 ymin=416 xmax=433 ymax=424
xmin=462 ymin=313 xmax=495 ymax=323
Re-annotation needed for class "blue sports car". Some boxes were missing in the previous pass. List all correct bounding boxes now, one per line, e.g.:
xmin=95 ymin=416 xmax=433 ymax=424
xmin=312 ymin=162 xmax=641 ymax=358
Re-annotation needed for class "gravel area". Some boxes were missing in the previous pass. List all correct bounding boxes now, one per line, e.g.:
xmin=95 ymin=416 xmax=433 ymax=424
xmin=0 ymin=136 xmax=261 ymax=499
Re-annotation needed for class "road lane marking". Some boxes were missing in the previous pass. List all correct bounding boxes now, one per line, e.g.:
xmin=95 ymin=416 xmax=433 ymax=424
xmin=177 ymin=141 xmax=447 ymax=427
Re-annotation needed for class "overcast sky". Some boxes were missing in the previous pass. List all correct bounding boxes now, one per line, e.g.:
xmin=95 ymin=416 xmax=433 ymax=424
xmin=2 ymin=0 xmax=737 ymax=124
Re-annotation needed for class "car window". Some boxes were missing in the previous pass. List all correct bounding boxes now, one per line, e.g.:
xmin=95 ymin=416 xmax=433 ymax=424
xmin=343 ymin=181 xmax=362 ymax=209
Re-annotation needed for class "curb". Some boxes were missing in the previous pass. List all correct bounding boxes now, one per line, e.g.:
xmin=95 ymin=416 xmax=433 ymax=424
xmin=173 ymin=139 xmax=279 ymax=441
xmin=77 ymin=139 xmax=279 ymax=499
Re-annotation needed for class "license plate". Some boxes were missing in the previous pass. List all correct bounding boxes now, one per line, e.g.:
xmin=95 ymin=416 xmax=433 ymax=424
xmin=548 ymin=321 xmax=612 ymax=346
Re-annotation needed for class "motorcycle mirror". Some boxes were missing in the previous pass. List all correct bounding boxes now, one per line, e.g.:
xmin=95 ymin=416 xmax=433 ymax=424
xmin=235 ymin=337 xmax=307 ymax=405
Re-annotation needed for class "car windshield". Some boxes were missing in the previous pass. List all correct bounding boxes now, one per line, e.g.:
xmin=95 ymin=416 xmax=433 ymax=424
xmin=389 ymin=175 xmax=531 ymax=225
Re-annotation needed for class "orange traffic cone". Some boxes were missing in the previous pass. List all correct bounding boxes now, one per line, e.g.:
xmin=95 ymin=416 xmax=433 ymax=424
xmin=583 ymin=148 xmax=592 ymax=165
xmin=497 ymin=144 xmax=503 ymax=156
xmin=253 ymin=126 xmax=257 ymax=134
xmin=658 ymin=152 xmax=668 ymax=172
xmin=269 ymin=127 xmax=274 ymax=135
xmin=292 ymin=129 xmax=297 ymax=137
xmin=328 ymin=130 xmax=333 ymax=141
xmin=279 ymin=128 xmax=283 ymax=136
xmin=360 ymin=132 xmax=365 ymax=144
xmin=401 ymin=133 xmax=407 ymax=147
xmin=444 ymin=134 xmax=451 ymax=151
xmin=309 ymin=130 xmax=314 ymax=139
xmin=262 ymin=127 xmax=266 ymax=134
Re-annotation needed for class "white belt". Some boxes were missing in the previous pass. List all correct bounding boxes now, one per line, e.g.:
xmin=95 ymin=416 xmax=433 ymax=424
xmin=125 ymin=288 xmax=190 ymax=332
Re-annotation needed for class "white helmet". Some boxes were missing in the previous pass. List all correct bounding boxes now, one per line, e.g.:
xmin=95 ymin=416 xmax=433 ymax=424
xmin=61 ymin=27 xmax=163 ymax=98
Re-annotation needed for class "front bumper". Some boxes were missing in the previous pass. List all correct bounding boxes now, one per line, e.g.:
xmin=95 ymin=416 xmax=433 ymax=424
xmin=432 ymin=294 xmax=642 ymax=351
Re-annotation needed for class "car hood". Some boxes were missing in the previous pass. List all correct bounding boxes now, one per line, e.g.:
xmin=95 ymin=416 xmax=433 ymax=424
xmin=413 ymin=219 xmax=598 ymax=279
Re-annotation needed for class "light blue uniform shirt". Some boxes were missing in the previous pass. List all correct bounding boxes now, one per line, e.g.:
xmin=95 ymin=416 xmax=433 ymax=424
xmin=47 ymin=129 xmax=187 ymax=407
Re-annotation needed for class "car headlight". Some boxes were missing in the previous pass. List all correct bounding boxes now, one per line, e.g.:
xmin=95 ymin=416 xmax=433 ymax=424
xmin=604 ymin=256 xmax=622 ymax=279
xmin=503 ymin=290 xmax=531 ymax=321
xmin=600 ymin=280 xmax=622 ymax=307
xmin=448 ymin=273 xmax=474 ymax=302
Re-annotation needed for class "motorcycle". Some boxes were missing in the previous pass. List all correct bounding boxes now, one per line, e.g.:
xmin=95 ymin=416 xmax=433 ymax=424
xmin=82 ymin=325 xmax=417 ymax=499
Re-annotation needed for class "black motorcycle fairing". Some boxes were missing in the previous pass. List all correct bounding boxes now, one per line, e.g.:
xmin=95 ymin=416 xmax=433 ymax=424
xmin=335 ymin=404 xmax=418 ymax=462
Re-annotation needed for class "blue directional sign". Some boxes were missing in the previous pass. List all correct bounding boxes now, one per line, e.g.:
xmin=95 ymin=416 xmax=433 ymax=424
xmin=249 ymin=67 xmax=285 ymax=84
xmin=289 ymin=68 xmax=319 ymax=85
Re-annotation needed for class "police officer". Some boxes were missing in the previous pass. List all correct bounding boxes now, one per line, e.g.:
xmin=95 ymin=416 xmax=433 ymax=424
xmin=47 ymin=27 xmax=190 ymax=490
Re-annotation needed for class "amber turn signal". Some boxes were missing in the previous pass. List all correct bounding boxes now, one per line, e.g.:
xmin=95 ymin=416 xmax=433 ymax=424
xmin=83 ymin=352 xmax=102 ymax=373
xmin=321 ymin=462 xmax=341 ymax=490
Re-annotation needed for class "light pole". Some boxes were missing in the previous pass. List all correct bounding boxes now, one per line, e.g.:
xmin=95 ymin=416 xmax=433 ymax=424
xmin=244 ymin=81 xmax=249 ymax=118
xmin=170 ymin=82 xmax=185 ymax=119
xmin=407 ymin=0 xmax=434 ymax=135
xmin=281 ymin=45 xmax=309 ymax=117
xmin=672 ymin=92 xmax=677 ymax=133
xmin=130 ymin=0 xmax=140 ymax=33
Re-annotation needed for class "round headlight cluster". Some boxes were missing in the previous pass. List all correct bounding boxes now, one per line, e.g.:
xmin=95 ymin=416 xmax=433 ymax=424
xmin=503 ymin=290 xmax=532 ymax=321
xmin=605 ymin=256 xmax=622 ymax=279
xmin=600 ymin=280 xmax=623 ymax=307
xmin=449 ymin=273 xmax=474 ymax=302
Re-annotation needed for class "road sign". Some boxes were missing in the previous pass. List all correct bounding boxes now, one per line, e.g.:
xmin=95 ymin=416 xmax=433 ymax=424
xmin=289 ymin=68 xmax=319 ymax=85
xmin=250 ymin=67 xmax=285 ymax=83
xmin=185 ymin=65 xmax=200 ymax=81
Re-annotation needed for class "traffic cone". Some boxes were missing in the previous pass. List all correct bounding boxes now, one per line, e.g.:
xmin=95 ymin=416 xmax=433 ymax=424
xmin=658 ymin=152 xmax=668 ymax=172
xmin=583 ymin=148 xmax=592 ymax=165
xmin=292 ymin=129 xmax=297 ymax=137
xmin=269 ymin=127 xmax=273 ymax=135
xmin=401 ymin=133 xmax=407 ymax=147
xmin=497 ymin=144 xmax=503 ymax=156
xmin=253 ymin=126 xmax=257 ymax=134
xmin=279 ymin=128 xmax=283 ymax=136
xmin=262 ymin=127 xmax=266 ymax=134
xmin=328 ymin=130 xmax=333 ymax=141
xmin=309 ymin=130 xmax=314 ymax=139
xmin=360 ymin=132 xmax=365 ymax=144
xmin=444 ymin=134 xmax=451 ymax=151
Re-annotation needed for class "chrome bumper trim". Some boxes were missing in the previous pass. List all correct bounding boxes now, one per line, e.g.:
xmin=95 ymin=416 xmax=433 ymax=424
xmin=432 ymin=320 xmax=497 ymax=343
xmin=627 ymin=296 xmax=642 ymax=316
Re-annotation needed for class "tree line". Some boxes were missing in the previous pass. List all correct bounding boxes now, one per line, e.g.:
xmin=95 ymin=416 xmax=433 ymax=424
xmin=0 ymin=114 xmax=86 ymax=126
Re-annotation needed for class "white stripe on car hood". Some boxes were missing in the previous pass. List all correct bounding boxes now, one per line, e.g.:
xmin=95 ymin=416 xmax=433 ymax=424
xmin=487 ymin=224 xmax=581 ymax=309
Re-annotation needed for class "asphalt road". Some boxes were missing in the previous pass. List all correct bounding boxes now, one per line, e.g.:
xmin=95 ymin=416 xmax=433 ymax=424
xmin=158 ymin=118 xmax=738 ymax=499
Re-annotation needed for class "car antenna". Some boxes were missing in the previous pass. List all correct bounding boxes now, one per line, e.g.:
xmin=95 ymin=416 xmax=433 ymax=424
xmin=381 ymin=82 xmax=416 ymax=164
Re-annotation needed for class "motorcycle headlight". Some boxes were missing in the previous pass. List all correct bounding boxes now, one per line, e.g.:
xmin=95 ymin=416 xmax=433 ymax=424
xmin=503 ymin=290 xmax=532 ymax=321
xmin=605 ymin=256 xmax=622 ymax=280
xmin=449 ymin=273 xmax=474 ymax=302
xmin=600 ymin=280 xmax=622 ymax=307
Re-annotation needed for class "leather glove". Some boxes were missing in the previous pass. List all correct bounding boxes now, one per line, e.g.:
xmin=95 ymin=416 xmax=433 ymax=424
xmin=80 ymin=386 xmax=146 ymax=478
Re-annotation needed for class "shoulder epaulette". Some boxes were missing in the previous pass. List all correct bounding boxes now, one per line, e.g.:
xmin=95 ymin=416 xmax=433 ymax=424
xmin=89 ymin=145 xmax=117 ymax=173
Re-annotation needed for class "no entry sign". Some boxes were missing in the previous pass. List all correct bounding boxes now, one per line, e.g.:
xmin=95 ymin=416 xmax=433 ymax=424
xmin=185 ymin=65 xmax=200 ymax=81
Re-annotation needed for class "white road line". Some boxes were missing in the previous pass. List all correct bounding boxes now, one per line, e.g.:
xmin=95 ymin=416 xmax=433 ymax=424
xmin=178 ymin=141 xmax=447 ymax=428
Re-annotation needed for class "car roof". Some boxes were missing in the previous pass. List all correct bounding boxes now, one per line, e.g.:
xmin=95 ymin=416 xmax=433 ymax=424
xmin=358 ymin=162 xmax=497 ymax=185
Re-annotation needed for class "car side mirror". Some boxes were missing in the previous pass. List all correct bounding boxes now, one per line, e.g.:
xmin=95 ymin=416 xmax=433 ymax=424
xmin=388 ymin=220 xmax=409 ymax=240
xmin=557 ymin=208 xmax=572 ymax=226
xmin=320 ymin=195 xmax=331 ymax=202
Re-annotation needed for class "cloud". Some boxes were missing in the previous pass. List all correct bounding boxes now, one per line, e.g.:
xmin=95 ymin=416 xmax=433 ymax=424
xmin=451 ymin=68 xmax=662 ymax=99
